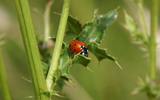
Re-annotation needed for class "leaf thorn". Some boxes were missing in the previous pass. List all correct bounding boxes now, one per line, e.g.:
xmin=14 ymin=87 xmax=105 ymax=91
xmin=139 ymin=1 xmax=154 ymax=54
xmin=116 ymin=6 xmax=121 ymax=10
xmin=53 ymin=12 xmax=61 ymax=16
xmin=87 ymin=67 xmax=94 ymax=72
xmin=22 ymin=76 xmax=32 ymax=83
xmin=56 ymin=94 xmax=68 ymax=98
xmin=90 ymin=58 xmax=97 ymax=63
xmin=69 ymin=80 xmax=76 ymax=88
xmin=115 ymin=61 xmax=123 ymax=70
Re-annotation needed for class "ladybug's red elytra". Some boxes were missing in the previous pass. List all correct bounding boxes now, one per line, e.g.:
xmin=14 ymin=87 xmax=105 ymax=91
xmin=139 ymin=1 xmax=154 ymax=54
xmin=69 ymin=40 xmax=88 ymax=57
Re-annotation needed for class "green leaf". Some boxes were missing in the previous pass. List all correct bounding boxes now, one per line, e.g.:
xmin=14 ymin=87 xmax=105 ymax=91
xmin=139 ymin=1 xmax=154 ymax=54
xmin=88 ymin=42 xmax=122 ymax=69
xmin=50 ymin=90 xmax=59 ymax=96
xmin=41 ymin=9 xmax=122 ymax=93
xmin=56 ymin=79 xmax=66 ymax=91
xmin=52 ymin=49 xmax=75 ymax=88
xmin=41 ymin=61 xmax=49 ymax=78
xmin=55 ymin=69 xmax=62 ymax=79
xmin=72 ymin=8 xmax=122 ymax=69
xmin=124 ymin=12 xmax=146 ymax=44
xmin=66 ymin=15 xmax=82 ymax=36
xmin=43 ymin=90 xmax=67 ymax=98
xmin=76 ymin=9 xmax=118 ymax=45
xmin=72 ymin=54 xmax=91 ymax=67
xmin=58 ymin=49 xmax=71 ymax=79
xmin=50 ymin=90 xmax=67 ymax=98
xmin=56 ymin=49 xmax=91 ymax=81
xmin=132 ymin=77 xmax=160 ymax=98
xmin=124 ymin=12 xmax=138 ymax=32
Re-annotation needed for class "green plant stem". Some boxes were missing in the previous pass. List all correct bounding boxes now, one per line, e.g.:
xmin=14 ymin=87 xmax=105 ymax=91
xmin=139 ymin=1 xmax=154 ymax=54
xmin=46 ymin=0 xmax=71 ymax=91
xmin=149 ymin=0 xmax=158 ymax=80
xmin=13 ymin=0 xmax=49 ymax=100
xmin=44 ymin=0 xmax=53 ymax=41
xmin=137 ymin=2 xmax=148 ymax=43
xmin=0 ymin=49 xmax=11 ymax=100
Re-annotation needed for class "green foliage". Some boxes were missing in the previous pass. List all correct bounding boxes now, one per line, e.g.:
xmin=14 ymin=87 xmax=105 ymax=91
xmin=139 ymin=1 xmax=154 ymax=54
xmin=124 ymin=0 xmax=159 ymax=99
xmin=87 ymin=42 xmax=115 ymax=61
xmin=66 ymin=16 xmax=82 ymax=36
xmin=76 ymin=9 xmax=118 ymax=45
xmin=43 ymin=90 xmax=66 ymax=98
xmin=72 ymin=9 xmax=121 ymax=65
xmin=124 ymin=12 xmax=147 ymax=44
xmin=41 ymin=61 xmax=50 ymax=78
xmin=72 ymin=53 xmax=91 ymax=67
xmin=58 ymin=49 xmax=71 ymax=79
xmin=39 ymin=8 xmax=121 ymax=97
xmin=132 ymin=77 xmax=160 ymax=99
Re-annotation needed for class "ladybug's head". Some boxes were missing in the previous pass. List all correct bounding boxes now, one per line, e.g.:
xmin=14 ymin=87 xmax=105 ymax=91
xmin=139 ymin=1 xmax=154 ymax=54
xmin=80 ymin=46 xmax=88 ymax=57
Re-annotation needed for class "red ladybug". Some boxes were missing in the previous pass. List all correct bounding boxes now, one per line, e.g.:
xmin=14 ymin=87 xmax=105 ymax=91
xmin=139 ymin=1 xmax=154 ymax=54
xmin=69 ymin=40 xmax=88 ymax=57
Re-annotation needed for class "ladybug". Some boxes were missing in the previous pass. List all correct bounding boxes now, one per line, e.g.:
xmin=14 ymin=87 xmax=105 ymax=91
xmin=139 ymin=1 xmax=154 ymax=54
xmin=69 ymin=40 xmax=88 ymax=57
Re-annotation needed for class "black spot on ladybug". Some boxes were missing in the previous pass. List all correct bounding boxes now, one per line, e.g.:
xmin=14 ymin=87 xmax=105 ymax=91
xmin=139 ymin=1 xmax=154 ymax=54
xmin=74 ymin=49 xmax=76 ymax=51
xmin=74 ymin=44 xmax=76 ymax=46
xmin=69 ymin=45 xmax=71 ymax=47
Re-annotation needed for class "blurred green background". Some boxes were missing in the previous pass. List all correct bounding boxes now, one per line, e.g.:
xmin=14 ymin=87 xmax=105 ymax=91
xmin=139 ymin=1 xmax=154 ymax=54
xmin=0 ymin=0 xmax=159 ymax=100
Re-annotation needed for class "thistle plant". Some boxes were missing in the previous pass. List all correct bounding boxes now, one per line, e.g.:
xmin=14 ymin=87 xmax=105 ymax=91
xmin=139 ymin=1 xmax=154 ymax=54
xmin=12 ymin=0 xmax=122 ymax=99
xmin=40 ymin=2 xmax=122 ymax=98
xmin=124 ymin=0 xmax=159 ymax=99
xmin=0 ymin=0 xmax=159 ymax=99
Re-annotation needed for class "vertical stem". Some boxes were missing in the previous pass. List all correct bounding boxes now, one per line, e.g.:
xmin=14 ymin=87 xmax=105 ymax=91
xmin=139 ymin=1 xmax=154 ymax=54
xmin=44 ymin=0 xmax=53 ymax=41
xmin=149 ymin=0 xmax=158 ymax=80
xmin=13 ymin=0 xmax=49 ymax=99
xmin=0 ymin=49 xmax=11 ymax=100
xmin=46 ymin=0 xmax=71 ymax=91
xmin=137 ymin=2 xmax=148 ymax=43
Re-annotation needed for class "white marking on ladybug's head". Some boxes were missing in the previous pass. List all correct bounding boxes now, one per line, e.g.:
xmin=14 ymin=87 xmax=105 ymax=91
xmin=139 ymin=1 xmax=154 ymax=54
xmin=82 ymin=52 xmax=85 ymax=55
